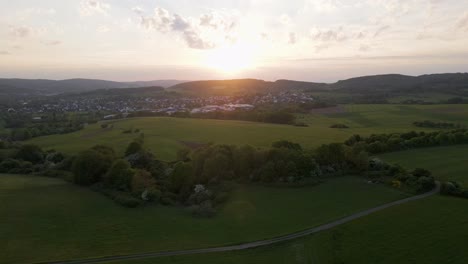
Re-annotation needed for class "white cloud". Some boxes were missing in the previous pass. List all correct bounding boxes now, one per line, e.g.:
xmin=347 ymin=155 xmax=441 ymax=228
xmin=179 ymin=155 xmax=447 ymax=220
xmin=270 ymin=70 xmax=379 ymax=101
xmin=456 ymin=12 xmax=468 ymax=31
xmin=79 ymin=0 xmax=110 ymax=16
xmin=9 ymin=26 xmax=33 ymax=38
xmin=288 ymin=32 xmax=297 ymax=44
xmin=134 ymin=7 xmax=239 ymax=50
xmin=97 ymin=25 xmax=110 ymax=33
xmin=310 ymin=26 xmax=348 ymax=42
xmin=44 ymin=40 xmax=62 ymax=46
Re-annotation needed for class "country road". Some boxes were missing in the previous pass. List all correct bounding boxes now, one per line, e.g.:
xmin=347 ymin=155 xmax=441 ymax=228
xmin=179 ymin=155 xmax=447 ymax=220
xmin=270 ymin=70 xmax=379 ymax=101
xmin=38 ymin=183 xmax=440 ymax=264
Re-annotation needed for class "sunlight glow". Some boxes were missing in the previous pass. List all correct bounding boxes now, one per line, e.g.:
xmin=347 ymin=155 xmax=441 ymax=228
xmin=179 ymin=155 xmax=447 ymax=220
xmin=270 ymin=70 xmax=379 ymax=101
xmin=204 ymin=43 xmax=258 ymax=75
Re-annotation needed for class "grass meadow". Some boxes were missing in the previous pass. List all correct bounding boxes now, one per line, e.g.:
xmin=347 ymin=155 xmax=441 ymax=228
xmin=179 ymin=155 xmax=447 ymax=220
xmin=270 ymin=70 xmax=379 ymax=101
xmin=111 ymin=195 xmax=468 ymax=264
xmin=0 ymin=174 xmax=407 ymax=264
xmin=381 ymin=145 xmax=468 ymax=187
xmin=29 ymin=104 xmax=468 ymax=161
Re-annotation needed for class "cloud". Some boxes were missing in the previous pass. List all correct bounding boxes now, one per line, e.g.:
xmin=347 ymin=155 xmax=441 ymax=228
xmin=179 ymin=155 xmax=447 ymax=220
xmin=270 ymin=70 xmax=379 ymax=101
xmin=97 ymin=25 xmax=110 ymax=33
xmin=9 ymin=26 xmax=32 ymax=38
xmin=373 ymin=25 xmax=390 ymax=37
xmin=279 ymin=14 xmax=292 ymax=26
xmin=134 ymin=7 xmax=239 ymax=50
xmin=288 ymin=32 xmax=297 ymax=44
xmin=359 ymin=44 xmax=371 ymax=52
xmin=45 ymin=40 xmax=62 ymax=46
xmin=456 ymin=12 xmax=468 ymax=31
xmin=307 ymin=0 xmax=343 ymax=13
xmin=310 ymin=26 xmax=348 ymax=42
xmin=79 ymin=0 xmax=110 ymax=16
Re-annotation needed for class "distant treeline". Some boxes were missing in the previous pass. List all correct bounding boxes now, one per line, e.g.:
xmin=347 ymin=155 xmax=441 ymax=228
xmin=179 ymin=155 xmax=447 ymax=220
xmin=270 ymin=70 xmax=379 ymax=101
xmin=413 ymin=120 xmax=463 ymax=129
xmin=0 ymin=113 xmax=97 ymax=141
xmin=344 ymin=129 xmax=468 ymax=154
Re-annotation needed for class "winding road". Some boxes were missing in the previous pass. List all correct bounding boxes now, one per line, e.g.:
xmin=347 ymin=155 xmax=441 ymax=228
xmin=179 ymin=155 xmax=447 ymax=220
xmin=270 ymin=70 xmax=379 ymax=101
xmin=38 ymin=183 xmax=440 ymax=264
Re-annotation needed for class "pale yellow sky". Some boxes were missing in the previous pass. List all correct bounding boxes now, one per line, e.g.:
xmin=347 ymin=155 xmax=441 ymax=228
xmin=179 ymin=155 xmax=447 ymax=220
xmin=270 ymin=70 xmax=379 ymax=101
xmin=1 ymin=0 xmax=468 ymax=82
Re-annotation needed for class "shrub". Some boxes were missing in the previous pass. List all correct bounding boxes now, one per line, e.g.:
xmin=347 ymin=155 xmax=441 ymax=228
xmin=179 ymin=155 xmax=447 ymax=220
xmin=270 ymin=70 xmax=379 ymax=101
xmin=104 ymin=159 xmax=134 ymax=191
xmin=0 ymin=159 xmax=22 ymax=173
xmin=330 ymin=124 xmax=349 ymax=129
xmin=15 ymin=144 xmax=44 ymax=164
xmin=412 ymin=168 xmax=431 ymax=178
xmin=72 ymin=147 xmax=115 ymax=186
xmin=131 ymin=170 xmax=157 ymax=196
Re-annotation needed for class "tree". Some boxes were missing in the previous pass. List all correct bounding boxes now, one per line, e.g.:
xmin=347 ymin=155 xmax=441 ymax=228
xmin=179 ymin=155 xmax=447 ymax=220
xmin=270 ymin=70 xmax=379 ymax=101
xmin=170 ymin=162 xmax=194 ymax=194
xmin=131 ymin=169 xmax=157 ymax=196
xmin=15 ymin=144 xmax=44 ymax=164
xmin=104 ymin=159 xmax=134 ymax=191
xmin=125 ymin=141 xmax=143 ymax=156
xmin=272 ymin=140 xmax=302 ymax=151
xmin=315 ymin=143 xmax=346 ymax=166
xmin=72 ymin=147 xmax=115 ymax=186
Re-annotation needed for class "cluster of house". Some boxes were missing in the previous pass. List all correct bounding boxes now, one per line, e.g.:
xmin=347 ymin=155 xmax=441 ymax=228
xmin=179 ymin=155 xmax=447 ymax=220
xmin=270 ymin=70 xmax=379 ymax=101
xmin=190 ymin=104 xmax=254 ymax=114
xmin=6 ymin=92 xmax=313 ymax=118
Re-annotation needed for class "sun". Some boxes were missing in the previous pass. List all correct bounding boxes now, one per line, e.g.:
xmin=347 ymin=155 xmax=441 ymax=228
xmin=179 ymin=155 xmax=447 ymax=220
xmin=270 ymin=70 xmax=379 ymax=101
xmin=204 ymin=43 xmax=257 ymax=74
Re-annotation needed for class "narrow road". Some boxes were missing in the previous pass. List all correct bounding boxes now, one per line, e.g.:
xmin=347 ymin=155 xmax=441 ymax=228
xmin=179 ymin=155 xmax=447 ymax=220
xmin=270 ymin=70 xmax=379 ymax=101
xmin=39 ymin=183 xmax=440 ymax=264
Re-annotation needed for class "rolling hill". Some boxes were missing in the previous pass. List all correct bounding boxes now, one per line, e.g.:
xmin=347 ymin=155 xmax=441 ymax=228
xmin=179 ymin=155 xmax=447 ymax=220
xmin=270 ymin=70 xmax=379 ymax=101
xmin=0 ymin=78 xmax=185 ymax=94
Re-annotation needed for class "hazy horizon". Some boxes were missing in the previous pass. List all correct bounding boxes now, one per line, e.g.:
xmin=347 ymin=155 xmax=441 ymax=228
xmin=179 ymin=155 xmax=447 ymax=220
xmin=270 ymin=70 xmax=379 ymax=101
xmin=1 ymin=0 xmax=468 ymax=82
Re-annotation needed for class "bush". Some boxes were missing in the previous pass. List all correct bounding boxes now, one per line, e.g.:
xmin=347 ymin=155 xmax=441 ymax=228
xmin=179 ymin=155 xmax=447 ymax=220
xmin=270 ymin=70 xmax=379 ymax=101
xmin=131 ymin=170 xmax=157 ymax=196
xmin=412 ymin=168 xmax=431 ymax=178
xmin=72 ymin=147 xmax=115 ymax=186
xmin=104 ymin=159 xmax=134 ymax=191
xmin=330 ymin=124 xmax=349 ymax=129
xmin=15 ymin=144 xmax=44 ymax=164
xmin=0 ymin=159 xmax=22 ymax=173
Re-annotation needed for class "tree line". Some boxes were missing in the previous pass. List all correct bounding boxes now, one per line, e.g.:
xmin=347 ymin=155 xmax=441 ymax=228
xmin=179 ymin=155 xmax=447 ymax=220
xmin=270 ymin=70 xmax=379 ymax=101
xmin=344 ymin=129 xmax=468 ymax=154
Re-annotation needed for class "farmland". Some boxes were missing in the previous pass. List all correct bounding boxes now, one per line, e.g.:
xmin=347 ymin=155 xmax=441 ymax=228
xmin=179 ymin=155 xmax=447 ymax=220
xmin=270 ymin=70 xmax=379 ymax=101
xmin=381 ymin=145 xmax=468 ymax=187
xmin=28 ymin=104 xmax=468 ymax=161
xmin=0 ymin=174 xmax=407 ymax=264
xmin=111 ymin=195 xmax=468 ymax=264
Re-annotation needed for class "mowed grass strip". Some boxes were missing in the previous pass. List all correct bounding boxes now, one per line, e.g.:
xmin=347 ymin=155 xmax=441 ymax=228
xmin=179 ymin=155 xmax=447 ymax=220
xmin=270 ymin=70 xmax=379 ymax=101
xmin=109 ymin=196 xmax=468 ymax=264
xmin=28 ymin=104 xmax=468 ymax=161
xmin=0 ymin=174 xmax=407 ymax=264
xmin=380 ymin=145 xmax=468 ymax=188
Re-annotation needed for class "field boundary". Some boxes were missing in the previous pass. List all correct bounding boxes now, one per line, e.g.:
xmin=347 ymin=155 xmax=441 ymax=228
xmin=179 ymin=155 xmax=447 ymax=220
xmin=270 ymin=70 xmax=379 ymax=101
xmin=37 ymin=182 xmax=440 ymax=264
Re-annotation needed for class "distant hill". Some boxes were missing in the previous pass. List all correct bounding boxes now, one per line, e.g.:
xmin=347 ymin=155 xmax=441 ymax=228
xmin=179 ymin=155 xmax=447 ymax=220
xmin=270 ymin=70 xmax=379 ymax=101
xmin=167 ymin=79 xmax=327 ymax=95
xmin=167 ymin=73 xmax=468 ymax=96
xmin=0 ymin=78 xmax=185 ymax=94
xmin=330 ymin=73 xmax=468 ymax=93
xmin=1 ymin=73 xmax=467 ymax=98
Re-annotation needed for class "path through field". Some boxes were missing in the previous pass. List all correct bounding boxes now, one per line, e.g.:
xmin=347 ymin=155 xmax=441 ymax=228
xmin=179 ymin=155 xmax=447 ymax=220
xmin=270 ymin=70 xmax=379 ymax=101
xmin=39 ymin=183 xmax=440 ymax=264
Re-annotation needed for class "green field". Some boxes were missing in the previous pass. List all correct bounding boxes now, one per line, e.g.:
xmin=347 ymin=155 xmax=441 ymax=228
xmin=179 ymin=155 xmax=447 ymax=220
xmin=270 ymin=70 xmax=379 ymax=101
xmin=111 ymin=195 xmax=468 ymax=264
xmin=380 ymin=145 xmax=468 ymax=187
xmin=0 ymin=174 xmax=408 ymax=264
xmin=29 ymin=104 xmax=468 ymax=161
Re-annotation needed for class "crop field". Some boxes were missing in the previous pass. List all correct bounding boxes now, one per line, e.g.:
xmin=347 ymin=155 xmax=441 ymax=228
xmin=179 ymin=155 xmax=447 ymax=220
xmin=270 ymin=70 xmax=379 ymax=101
xmin=380 ymin=145 xmax=468 ymax=187
xmin=0 ymin=174 xmax=407 ymax=264
xmin=110 ymin=195 xmax=468 ymax=264
xmin=29 ymin=104 xmax=468 ymax=161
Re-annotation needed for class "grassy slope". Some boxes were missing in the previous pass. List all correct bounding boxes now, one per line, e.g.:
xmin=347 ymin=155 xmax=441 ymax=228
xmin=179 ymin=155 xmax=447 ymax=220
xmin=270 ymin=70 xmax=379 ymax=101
xmin=0 ymin=174 xmax=407 ymax=264
xmin=28 ymin=104 xmax=468 ymax=161
xmin=111 ymin=195 xmax=468 ymax=264
xmin=380 ymin=145 xmax=468 ymax=187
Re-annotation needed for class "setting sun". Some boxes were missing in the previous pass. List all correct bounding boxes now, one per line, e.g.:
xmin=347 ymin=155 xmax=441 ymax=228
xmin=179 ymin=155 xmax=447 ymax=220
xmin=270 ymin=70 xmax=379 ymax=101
xmin=204 ymin=43 xmax=257 ymax=74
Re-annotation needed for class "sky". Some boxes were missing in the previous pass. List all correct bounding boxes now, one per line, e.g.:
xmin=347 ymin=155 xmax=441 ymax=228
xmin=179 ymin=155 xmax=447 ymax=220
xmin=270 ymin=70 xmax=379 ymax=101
xmin=0 ymin=0 xmax=468 ymax=82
